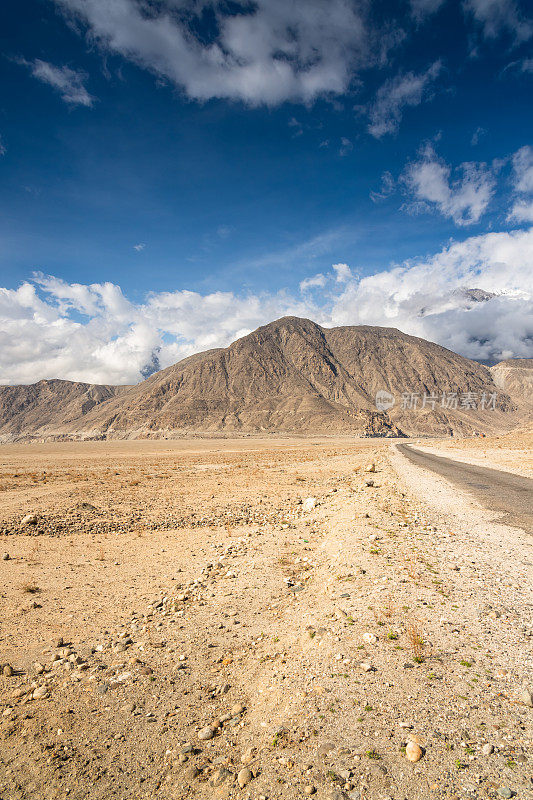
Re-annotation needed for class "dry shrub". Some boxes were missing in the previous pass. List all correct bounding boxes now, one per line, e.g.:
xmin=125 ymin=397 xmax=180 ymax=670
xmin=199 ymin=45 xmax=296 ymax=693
xmin=21 ymin=581 xmax=40 ymax=594
xmin=406 ymin=619 xmax=425 ymax=662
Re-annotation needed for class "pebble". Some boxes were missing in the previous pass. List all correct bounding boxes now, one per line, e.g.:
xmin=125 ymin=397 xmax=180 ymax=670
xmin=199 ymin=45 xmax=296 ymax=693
xmin=304 ymin=786 xmax=316 ymax=795
xmin=33 ymin=662 xmax=45 ymax=675
xmin=32 ymin=685 xmax=50 ymax=700
xmin=482 ymin=743 xmax=494 ymax=756
xmin=302 ymin=498 xmax=316 ymax=513
xmin=497 ymin=788 xmax=513 ymax=799
xmin=2 ymin=552 xmax=9 ymax=560
xmin=198 ymin=725 xmax=215 ymax=741
xmin=405 ymin=741 xmax=423 ymax=762
xmin=211 ymin=768 xmax=231 ymax=787
xmin=3 ymin=664 xmax=14 ymax=677
xmin=21 ymin=513 xmax=38 ymax=525
xmin=519 ymin=687 xmax=533 ymax=708
xmin=231 ymin=702 xmax=246 ymax=715
xmin=363 ymin=633 xmax=377 ymax=644
xmin=185 ymin=765 xmax=200 ymax=780
xmin=237 ymin=767 xmax=253 ymax=788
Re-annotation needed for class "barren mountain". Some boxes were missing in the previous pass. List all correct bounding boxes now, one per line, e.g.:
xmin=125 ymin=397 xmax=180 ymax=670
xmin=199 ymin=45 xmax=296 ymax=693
xmin=490 ymin=358 xmax=533 ymax=409
xmin=0 ymin=317 xmax=519 ymax=441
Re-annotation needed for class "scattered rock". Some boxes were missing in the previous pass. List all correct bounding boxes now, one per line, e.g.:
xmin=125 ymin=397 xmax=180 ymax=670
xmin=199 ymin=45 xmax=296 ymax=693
xmin=405 ymin=741 xmax=423 ymax=762
xmin=2 ymin=553 xmax=9 ymax=560
xmin=198 ymin=725 xmax=215 ymax=741
xmin=231 ymin=702 xmax=245 ymax=715
xmin=237 ymin=767 xmax=253 ymax=788
xmin=185 ymin=765 xmax=200 ymax=781
xmin=21 ymin=513 xmax=38 ymax=526
xmin=302 ymin=498 xmax=316 ymax=513
xmin=3 ymin=664 xmax=14 ymax=677
xmin=304 ymin=786 xmax=316 ymax=795
xmin=32 ymin=685 xmax=50 ymax=700
xmin=519 ymin=687 xmax=533 ymax=708
xmin=497 ymin=788 xmax=513 ymax=799
xmin=482 ymin=743 xmax=494 ymax=756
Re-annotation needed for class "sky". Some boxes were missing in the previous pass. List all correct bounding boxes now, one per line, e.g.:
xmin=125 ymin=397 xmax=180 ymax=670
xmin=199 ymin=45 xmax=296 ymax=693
xmin=0 ymin=0 xmax=532 ymax=385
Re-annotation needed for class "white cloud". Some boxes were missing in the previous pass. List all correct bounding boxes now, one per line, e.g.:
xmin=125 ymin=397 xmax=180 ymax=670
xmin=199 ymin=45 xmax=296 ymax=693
xmin=339 ymin=137 xmax=353 ymax=156
xmin=401 ymin=143 xmax=495 ymax=225
xmin=464 ymin=0 xmax=532 ymax=43
xmin=370 ymin=170 xmax=396 ymax=202
xmin=511 ymin=145 xmax=533 ymax=193
xmin=52 ymin=0 xmax=381 ymax=107
xmin=133 ymin=243 xmax=145 ymax=251
xmin=367 ymin=61 xmax=442 ymax=138
xmin=507 ymin=145 xmax=533 ymax=221
xmin=21 ymin=59 xmax=94 ymax=106
xmin=410 ymin=0 xmax=446 ymax=20
xmin=332 ymin=263 xmax=353 ymax=282
xmin=0 ymin=136 xmax=6 ymax=156
xmin=508 ymin=200 xmax=533 ymax=222
xmin=300 ymin=274 xmax=327 ymax=291
xmin=1 ymin=229 xmax=531 ymax=385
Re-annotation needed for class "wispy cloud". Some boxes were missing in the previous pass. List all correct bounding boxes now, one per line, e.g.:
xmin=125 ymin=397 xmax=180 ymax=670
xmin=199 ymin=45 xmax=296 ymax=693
xmin=20 ymin=59 xmax=94 ymax=106
xmin=133 ymin=243 xmax=145 ymax=252
xmin=0 ymin=136 xmax=6 ymax=156
xmin=465 ymin=0 xmax=532 ymax=43
xmin=507 ymin=145 xmax=533 ymax=222
xmin=367 ymin=61 xmax=442 ymax=138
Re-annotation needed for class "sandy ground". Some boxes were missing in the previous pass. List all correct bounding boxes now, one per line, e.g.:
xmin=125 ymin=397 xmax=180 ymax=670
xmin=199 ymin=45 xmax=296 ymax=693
xmin=0 ymin=437 xmax=532 ymax=800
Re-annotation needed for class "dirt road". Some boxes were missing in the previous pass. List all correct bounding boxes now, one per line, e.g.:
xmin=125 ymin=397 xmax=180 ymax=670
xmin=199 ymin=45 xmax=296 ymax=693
xmin=396 ymin=443 xmax=533 ymax=532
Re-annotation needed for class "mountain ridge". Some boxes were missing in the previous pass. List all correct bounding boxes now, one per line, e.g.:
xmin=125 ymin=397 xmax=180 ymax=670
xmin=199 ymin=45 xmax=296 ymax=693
xmin=0 ymin=316 xmax=526 ymax=441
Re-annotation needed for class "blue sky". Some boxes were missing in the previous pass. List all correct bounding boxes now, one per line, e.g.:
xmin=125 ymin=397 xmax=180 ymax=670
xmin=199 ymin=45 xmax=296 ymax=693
xmin=0 ymin=0 xmax=532 ymax=384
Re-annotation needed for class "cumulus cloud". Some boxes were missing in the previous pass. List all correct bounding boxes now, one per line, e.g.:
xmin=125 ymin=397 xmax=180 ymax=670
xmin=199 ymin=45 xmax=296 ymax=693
xmin=367 ymin=61 xmax=442 ymax=138
xmin=401 ymin=143 xmax=496 ymax=225
xmin=51 ymin=0 xmax=379 ymax=107
xmin=464 ymin=0 xmax=532 ymax=43
xmin=1 ymin=229 xmax=532 ymax=385
xmin=20 ymin=59 xmax=94 ymax=106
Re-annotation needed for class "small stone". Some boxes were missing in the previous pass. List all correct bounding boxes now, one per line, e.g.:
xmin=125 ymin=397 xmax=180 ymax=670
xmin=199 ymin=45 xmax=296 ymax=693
xmin=185 ymin=766 xmax=200 ymax=781
xmin=304 ymin=786 xmax=316 ymax=795
xmin=211 ymin=768 xmax=231 ymax=787
xmin=366 ymin=463 xmax=376 ymax=473
xmin=237 ymin=767 xmax=253 ymax=788
xmin=519 ymin=688 xmax=533 ymax=708
xmin=359 ymin=662 xmax=373 ymax=672
xmin=140 ymin=666 xmax=153 ymax=676
xmin=405 ymin=741 xmax=423 ymax=762
xmin=231 ymin=702 xmax=245 ymax=715
xmin=362 ymin=633 xmax=377 ymax=644
xmin=482 ymin=743 xmax=494 ymax=756
xmin=198 ymin=725 xmax=215 ymax=741
xmin=2 ymin=553 xmax=9 ymax=560
xmin=178 ymin=754 xmax=188 ymax=764
xmin=302 ymin=498 xmax=316 ymax=513
xmin=21 ymin=513 xmax=38 ymax=526
xmin=365 ymin=479 xmax=374 ymax=488
xmin=32 ymin=685 xmax=50 ymax=700
xmin=33 ymin=662 xmax=45 ymax=675
xmin=497 ymin=788 xmax=513 ymax=799
xmin=3 ymin=664 xmax=14 ymax=677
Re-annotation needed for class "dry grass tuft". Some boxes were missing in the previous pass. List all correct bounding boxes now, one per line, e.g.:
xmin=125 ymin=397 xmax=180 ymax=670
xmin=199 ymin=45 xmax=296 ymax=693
xmin=406 ymin=619 xmax=425 ymax=662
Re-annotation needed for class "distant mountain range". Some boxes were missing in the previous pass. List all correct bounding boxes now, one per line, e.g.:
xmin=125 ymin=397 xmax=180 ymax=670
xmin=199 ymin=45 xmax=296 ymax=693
xmin=0 ymin=316 xmax=530 ymax=441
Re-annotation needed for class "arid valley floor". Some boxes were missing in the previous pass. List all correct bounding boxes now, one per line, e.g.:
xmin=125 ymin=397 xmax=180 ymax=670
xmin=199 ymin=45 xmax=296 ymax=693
xmin=0 ymin=435 xmax=532 ymax=800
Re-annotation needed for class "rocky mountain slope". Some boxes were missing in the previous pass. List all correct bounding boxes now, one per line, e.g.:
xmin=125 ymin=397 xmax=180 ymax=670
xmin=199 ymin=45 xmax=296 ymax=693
xmin=491 ymin=358 xmax=533 ymax=409
xmin=0 ymin=317 xmax=522 ymax=441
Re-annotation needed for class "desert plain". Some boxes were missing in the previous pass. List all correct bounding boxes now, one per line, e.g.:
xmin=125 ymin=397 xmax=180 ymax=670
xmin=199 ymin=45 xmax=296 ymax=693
xmin=0 ymin=434 xmax=532 ymax=800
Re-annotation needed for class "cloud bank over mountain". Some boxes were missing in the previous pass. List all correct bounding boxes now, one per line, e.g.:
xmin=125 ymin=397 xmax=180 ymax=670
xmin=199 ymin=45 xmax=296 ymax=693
xmin=1 ymin=228 xmax=531 ymax=385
